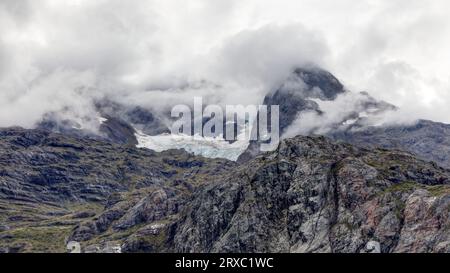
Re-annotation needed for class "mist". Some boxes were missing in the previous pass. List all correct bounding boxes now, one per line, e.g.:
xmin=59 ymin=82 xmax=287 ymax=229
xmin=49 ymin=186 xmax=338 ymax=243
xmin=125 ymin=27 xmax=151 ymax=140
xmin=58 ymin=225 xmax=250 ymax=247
xmin=1 ymin=0 xmax=450 ymax=130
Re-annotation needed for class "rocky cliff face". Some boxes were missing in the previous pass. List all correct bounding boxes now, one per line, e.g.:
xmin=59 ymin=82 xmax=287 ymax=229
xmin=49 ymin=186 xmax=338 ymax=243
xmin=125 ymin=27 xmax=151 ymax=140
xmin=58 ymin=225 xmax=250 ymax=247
xmin=173 ymin=136 xmax=450 ymax=253
xmin=263 ymin=67 xmax=346 ymax=135
xmin=0 ymin=128 xmax=234 ymax=252
xmin=1 ymin=128 xmax=449 ymax=253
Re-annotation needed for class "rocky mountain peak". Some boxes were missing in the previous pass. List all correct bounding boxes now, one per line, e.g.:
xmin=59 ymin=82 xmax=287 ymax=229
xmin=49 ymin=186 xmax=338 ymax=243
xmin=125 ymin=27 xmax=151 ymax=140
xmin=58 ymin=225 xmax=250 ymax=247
xmin=292 ymin=67 xmax=345 ymax=100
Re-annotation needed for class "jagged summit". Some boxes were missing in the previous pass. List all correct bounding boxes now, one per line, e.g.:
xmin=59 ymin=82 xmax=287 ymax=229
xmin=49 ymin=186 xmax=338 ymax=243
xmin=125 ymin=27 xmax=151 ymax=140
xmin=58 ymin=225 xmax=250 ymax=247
xmin=292 ymin=67 xmax=345 ymax=100
xmin=263 ymin=66 xmax=347 ymax=134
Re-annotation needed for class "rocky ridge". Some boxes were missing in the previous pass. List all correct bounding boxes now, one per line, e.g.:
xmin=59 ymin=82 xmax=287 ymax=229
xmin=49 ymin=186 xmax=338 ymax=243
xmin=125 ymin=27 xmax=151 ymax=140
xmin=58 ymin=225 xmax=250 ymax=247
xmin=0 ymin=128 xmax=449 ymax=253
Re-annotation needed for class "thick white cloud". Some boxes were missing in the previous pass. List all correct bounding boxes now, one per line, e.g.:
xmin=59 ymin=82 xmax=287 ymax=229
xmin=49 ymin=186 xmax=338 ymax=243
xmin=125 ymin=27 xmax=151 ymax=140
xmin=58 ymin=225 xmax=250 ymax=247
xmin=1 ymin=0 xmax=450 ymax=128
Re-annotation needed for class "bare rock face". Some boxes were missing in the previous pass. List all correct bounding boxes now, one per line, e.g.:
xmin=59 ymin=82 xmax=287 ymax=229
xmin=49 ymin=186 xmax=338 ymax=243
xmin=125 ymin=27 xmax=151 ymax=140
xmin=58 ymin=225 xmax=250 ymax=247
xmin=0 ymin=128 xmax=235 ymax=252
xmin=0 ymin=128 xmax=449 ymax=253
xmin=172 ymin=136 xmax=450 ymax=253
xmin=394 ymin=189 xmax=450 ymax=252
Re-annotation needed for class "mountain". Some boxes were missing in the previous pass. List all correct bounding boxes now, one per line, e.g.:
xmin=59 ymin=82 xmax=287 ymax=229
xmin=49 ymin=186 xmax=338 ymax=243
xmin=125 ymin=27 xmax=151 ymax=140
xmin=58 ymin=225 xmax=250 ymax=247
xmin=33 ymin=66 xmax=450 ymax=169
xmin=6 ymin=66 xmax=450 ymax=253
xmin=238 ymin=67 xmax=397 ymax=162
xmin=330 ymin=120 xmax=450 ymax=169
xmin=36 ymin=100 xmax=170 ymax=146
xmin=263 ymin=67 xmax=346 ymax=134
xmin=37 ymin=97 xmax=253 ymax=161
xmin=0 ymin=127 xmax=235 ymax=252
xmin=0 ymin=128 xmax=449 ymax=252
xmin=173 ymin=136 xmax=450 ymax=253
xmin=240 ymin=67 xmax=450 ymax=170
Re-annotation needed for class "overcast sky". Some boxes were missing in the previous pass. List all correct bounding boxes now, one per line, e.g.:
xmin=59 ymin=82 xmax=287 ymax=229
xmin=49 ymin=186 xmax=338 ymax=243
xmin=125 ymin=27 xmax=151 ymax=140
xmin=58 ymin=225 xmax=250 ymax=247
xmin=1 ymin=0 xmax=450 ymax=128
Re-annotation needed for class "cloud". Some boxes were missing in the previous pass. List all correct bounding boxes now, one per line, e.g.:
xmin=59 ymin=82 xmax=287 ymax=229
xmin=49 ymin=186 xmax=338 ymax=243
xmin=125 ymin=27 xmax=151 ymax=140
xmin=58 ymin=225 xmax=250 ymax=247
xmin=281 ymin=91 xmax=393 ymax=138
xmin=0 ymin=0 xmax=450 ymax=130
xmin=0 ymin=69 xmax=99 ymax=129
xmin=119 ymin=23 xmax=328 ymax=111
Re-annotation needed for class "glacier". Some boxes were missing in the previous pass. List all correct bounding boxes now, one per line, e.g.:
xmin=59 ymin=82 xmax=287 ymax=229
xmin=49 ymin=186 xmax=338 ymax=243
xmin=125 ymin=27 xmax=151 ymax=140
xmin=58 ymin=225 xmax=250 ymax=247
xmin=135 ymin=131 xmax=250 ymax=161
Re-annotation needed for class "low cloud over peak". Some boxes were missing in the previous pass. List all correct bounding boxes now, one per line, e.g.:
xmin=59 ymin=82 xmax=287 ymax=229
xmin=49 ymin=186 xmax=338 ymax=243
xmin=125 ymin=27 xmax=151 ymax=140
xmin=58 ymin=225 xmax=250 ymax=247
xmin=1 ymin=0 xmax=450 ymax=129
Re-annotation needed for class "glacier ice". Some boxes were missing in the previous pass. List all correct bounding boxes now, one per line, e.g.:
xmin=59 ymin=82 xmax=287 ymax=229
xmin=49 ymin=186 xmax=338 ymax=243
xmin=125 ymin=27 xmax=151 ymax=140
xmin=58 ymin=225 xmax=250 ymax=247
xmin=135 ymin=131 xmax=250 ymax=161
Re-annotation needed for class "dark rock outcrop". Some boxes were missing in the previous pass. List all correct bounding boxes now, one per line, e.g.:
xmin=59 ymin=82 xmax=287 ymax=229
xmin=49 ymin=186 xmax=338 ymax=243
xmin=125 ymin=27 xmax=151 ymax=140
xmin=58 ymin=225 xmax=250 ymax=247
xmin=99 ymin=116 xmax=138 ymax=145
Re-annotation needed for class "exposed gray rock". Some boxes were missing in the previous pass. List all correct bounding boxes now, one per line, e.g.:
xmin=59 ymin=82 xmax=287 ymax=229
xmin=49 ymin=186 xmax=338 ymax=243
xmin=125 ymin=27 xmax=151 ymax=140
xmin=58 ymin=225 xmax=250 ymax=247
xmin=365 ymin=241 xmax=381 ymax=253
xmin=1 ymin=127 xmax=449 ymax=253
xmin=173 ymin=136 xmax=450 ymax=253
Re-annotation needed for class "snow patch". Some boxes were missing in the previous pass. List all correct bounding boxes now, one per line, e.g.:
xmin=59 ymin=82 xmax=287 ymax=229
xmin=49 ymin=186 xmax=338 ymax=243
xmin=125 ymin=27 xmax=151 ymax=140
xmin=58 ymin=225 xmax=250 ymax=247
xmin=98 ymin=116 xmax=108 ymax=124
